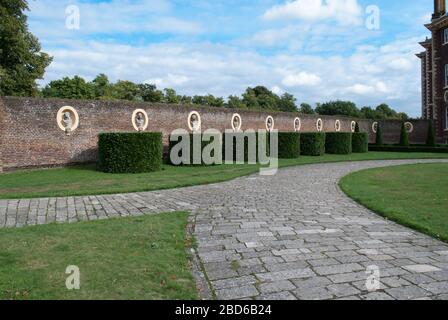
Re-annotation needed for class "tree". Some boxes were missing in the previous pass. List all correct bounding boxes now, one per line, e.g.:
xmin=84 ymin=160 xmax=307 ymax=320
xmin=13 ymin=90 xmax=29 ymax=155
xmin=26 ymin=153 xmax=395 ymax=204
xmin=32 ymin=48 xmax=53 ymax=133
xmin=278 ymin=93 xmax=298 ymax=112
xmin=92 ymin=74 xmax=112 ymax=99
xmin=0 ymin=0 xmax=53 ymax=96
xmin=360 ymin=106 xmax=377 ymax=119
xmin=242 ymin=88 xmax=260 ymax=109
xmin=227 ymin=95 xmax=246 ymax=109
xmin=111 ymin=80 xmax=140 ymax=101
xmin=163 ymin=88 xmax=181 ymax=104
xmin=399 ymin=122 xmax=409 ymax=146
xmin=426 ymin=120 xmax=436 ymax=147
xmin=192 ymin=95 xmax=206 ymax=105
xmin=315 ymin=100 xmax=361 ymax=117
xmin=204 ymin=94 xmax=224 ymax=107
xmin=375 ymin=103 xmax=397 ymax=119
xmin=138 ymin=83 xmax=163 ymax=102
xmin=375 ymin=123 xmax=383 ymax=146
xmin=180 ymin=95 xmax=192 ymax=105
xmin=42 ymin=76 xmax=94 ymax=99
xmin=299 ymin=103 xmax=315 ymax=114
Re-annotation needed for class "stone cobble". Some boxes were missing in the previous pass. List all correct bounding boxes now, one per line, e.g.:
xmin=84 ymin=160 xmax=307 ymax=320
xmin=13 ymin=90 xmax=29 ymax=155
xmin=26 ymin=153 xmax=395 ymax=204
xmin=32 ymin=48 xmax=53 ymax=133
xmin=1 ymin=159 xmax=448 ymax=300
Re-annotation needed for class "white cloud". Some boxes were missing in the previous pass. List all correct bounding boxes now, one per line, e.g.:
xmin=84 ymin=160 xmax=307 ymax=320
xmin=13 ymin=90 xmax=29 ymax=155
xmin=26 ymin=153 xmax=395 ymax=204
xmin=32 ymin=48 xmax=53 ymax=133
xmin=262 ymin=0 xmax=363 ymax=26
xmin=271 ymin=86 xmax=285 ymax=95
xmin=282 ymin=72 xmax=322 ymax=87
xmin=347 ymin=84 xmax=375 ymax=95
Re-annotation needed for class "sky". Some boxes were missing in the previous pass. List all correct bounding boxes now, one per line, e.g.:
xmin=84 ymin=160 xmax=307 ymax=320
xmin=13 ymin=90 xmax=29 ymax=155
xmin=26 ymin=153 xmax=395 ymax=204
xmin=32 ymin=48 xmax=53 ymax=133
xmin=26 ymin=0 xmax=435 ymax=117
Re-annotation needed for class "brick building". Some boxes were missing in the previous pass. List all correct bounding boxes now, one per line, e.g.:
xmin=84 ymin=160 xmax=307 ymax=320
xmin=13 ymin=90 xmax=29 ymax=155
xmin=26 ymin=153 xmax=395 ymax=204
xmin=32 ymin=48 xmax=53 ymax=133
xmin=417 ymin=0 xmax=448 ymax=143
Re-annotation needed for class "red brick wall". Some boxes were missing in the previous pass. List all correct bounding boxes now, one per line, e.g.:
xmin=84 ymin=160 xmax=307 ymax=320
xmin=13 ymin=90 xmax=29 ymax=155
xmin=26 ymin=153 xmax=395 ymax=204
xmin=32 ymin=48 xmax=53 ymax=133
xmin=0 ymin=96 xmax=430 ymax=171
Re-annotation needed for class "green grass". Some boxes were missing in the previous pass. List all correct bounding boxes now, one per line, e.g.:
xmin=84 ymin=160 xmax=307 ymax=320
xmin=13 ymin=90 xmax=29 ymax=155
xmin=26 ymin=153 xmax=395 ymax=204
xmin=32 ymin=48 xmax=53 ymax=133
xmin=0 ymin=212 xmax=198 ymax=300
xmin=2 ymin=152 xmax=448 ymax=199
xmin=340 ymin=163 xmax=448 ymax=243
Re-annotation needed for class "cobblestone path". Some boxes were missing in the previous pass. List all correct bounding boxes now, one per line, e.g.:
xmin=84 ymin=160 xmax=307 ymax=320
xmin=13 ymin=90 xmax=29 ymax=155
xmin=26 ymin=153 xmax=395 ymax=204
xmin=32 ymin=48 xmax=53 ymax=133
xmin=1 ymin=159 xmax=448 ymax=300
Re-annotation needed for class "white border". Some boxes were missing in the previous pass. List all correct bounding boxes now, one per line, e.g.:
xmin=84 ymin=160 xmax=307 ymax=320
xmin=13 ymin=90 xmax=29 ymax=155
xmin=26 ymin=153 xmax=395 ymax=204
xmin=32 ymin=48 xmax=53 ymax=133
xmin=316 ymin=118 xmax=323 ymax=132
xmin=231 ymin=113 xmax=242 ymax=131
xmin=57 ymin=106 xmax=79 ymax=132
xmin=351 ymin=121 xmax=357 ymax=133
xmin=294 ymin=117 xmax=301 ymax=132
xmin=265 ymin=116 xmax=275 ymax=131
xmin=335 ymin=120 xmax=341 ymax=132
xmin=132 ymin=109 xmax=149 ymax=131
xmin=404 ymin=122 xmax=414 ymax=133
xmin=372 ymin=122 xmax=378 ymax=133
xmin=188 ymin=111 xmax=201 ymax=132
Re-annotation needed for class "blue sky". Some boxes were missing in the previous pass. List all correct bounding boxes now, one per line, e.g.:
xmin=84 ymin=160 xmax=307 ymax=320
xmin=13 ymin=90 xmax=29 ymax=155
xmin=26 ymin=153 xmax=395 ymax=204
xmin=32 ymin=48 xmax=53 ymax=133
xmin=27 ymin=0 xmax=435 ymax=116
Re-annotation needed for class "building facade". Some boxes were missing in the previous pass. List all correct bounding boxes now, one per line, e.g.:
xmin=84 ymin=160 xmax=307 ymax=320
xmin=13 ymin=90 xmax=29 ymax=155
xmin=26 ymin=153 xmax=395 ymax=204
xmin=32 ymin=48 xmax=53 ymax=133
xmin=418 ymin=0 xmax=448 ymax=143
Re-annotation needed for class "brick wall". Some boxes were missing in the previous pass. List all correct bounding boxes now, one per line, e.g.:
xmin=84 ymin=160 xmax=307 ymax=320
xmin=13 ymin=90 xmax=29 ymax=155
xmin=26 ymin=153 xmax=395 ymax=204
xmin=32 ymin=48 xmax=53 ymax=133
xmin=0 ymin=96 xmax=430 ymax=171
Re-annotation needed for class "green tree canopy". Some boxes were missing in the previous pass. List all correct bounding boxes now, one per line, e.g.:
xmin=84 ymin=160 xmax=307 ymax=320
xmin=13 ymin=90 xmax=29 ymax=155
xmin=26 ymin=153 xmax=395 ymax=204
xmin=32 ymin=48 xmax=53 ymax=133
xmin=111 ymin=80 xmax=140 ymax=101
xmin=315 ymin=100 xmax=361 ymax=117
xmin=42 ymin=76 xmax=94 ymax=100
xmin=299 ymin=103 xmax=315 ymax=114
xmin=0 ymin=0 xmax=53 ymax=96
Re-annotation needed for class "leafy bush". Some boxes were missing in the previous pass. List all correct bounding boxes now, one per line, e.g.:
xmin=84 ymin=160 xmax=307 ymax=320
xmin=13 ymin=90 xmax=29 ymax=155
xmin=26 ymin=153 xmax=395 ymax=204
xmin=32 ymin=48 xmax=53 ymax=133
xmin=168 ymin=133 xmax=221 ymax=166
xmin=277 ymin=132 xmax=301 ymax=159
xmin=352 ymin=133 xmax=368 ymax=153
xmin=368 ymin=145 xmax=448 ymax=153
xmin=98 ymin=132 xmax=163 ymax=173
xmin=222 ymin=131 xmax=269 ymax=163
xmin=325 ymin=132 xmax=352 ymax=154
xmin=300 ymin=133 xmax=325 ymax=156
xmin=426 ymin=120 xmax=436 ymax=147
xmin=375 ymin=123 xmax=383 ymax=146
xmin=399 ymin=122 xmax=409 ymax=146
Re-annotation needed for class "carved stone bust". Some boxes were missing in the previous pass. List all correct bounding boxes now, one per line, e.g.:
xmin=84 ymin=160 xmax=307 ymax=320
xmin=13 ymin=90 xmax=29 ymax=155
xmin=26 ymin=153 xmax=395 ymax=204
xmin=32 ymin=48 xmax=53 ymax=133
xmin=266 ymin=116 xmax=274 ymax=131
xmin=136 ymin=112 xmax=145 ymax=131
xmin=232 ymin=114 xmax=242 ymax=131
xmin=57 ymin=106 xmax=79 ymax=135
xmin=294 ymin=118 xmax=301 ymax=132
xmin=62 ymin=111 xmax=73 ymax=134
xmin=188 ymin=111 xmax=201 ymax=132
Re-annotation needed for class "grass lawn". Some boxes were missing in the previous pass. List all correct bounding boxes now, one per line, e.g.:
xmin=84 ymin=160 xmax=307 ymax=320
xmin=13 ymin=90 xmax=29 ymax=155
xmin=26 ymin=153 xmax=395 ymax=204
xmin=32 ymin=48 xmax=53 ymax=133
xmin=1 ymin=152 xmax=448 ymax=199
xmin=340 ymin=163 xmax=448 ymax=243
xmin=0 ymin=212 xmax=198 ymax=300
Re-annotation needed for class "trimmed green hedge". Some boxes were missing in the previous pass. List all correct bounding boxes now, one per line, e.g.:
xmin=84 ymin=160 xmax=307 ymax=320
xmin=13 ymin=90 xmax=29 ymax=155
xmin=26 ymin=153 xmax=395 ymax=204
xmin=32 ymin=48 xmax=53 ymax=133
xmin=278 ymin=132 xmax=300 ymax=159
xmin=368 ymin=145 xmax=448 ymax=153
xmin=300 ymin=133 xmax=325 ymax=156
xmin=426 ymin=120 xmax=436 ymax=147
xmin=399 ymin=122 xmax=409 ymax=146
xmin=352 ymin=132 xmax=368 ymax=153
xmin=325 ymin=132 xmax=352 ymax=154
xmin=169 ymin=133 xmax=221 ymax=166
xmin=98 ymin=132 xmax=163 ymax=173
xmin=222 ymin=131 xmax=269 ymax=163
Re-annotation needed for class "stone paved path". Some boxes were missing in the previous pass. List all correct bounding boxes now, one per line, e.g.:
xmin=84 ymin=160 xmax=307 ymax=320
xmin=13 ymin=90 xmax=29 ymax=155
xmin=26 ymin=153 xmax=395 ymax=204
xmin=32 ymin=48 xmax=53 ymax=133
xmin=1 ymin=159 xmax=448 ymax=300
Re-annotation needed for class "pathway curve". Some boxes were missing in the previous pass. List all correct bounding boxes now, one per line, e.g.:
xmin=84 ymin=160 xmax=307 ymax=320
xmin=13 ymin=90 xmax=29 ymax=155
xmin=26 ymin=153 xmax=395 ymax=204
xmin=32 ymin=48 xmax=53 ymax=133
xmin=1 ymin=159 xmax=448 ymax=300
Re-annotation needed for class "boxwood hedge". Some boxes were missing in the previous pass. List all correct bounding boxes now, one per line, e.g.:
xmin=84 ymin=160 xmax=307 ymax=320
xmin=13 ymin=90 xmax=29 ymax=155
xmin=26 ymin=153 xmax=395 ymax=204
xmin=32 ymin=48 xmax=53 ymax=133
xmin=278 ymin=132 xmax=300 ymax=159
xmin=222 ymin=131 xmax=269 ymax=163
xmin=352 ymin=132 xmax=368 ymax=153
xmin=325 ymin=132 xmax=352 ymax=154
xmin=300 ymin=133 xmax=325 ymax=156
xmin=169 ymin=133 xmax=221 ymax=166
xmin=368 ymin=145 xmax=448 ymax=153
xmin=98 ymin=132 xmax=163 ymax=173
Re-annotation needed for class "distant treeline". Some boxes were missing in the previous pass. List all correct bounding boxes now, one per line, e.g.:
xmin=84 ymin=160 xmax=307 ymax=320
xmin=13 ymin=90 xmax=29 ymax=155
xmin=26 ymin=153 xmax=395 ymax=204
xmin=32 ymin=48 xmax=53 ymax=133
xmin=39 ymin=74 xmax=411 ymax=120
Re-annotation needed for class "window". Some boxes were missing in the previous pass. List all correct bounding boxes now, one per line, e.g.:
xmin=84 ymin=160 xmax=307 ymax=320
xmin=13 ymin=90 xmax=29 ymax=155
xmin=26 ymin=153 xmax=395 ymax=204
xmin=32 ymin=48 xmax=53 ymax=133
xmin=443 ymin=29 xmax=448 ymax=45
xmin=445 ymin=64 xmax=448 ymax=87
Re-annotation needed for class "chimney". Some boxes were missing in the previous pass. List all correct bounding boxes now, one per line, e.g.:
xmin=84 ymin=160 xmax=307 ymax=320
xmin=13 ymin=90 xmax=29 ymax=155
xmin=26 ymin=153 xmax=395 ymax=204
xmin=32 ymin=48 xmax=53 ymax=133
xmin=433 ymin=0 xmax=447 ymax=20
